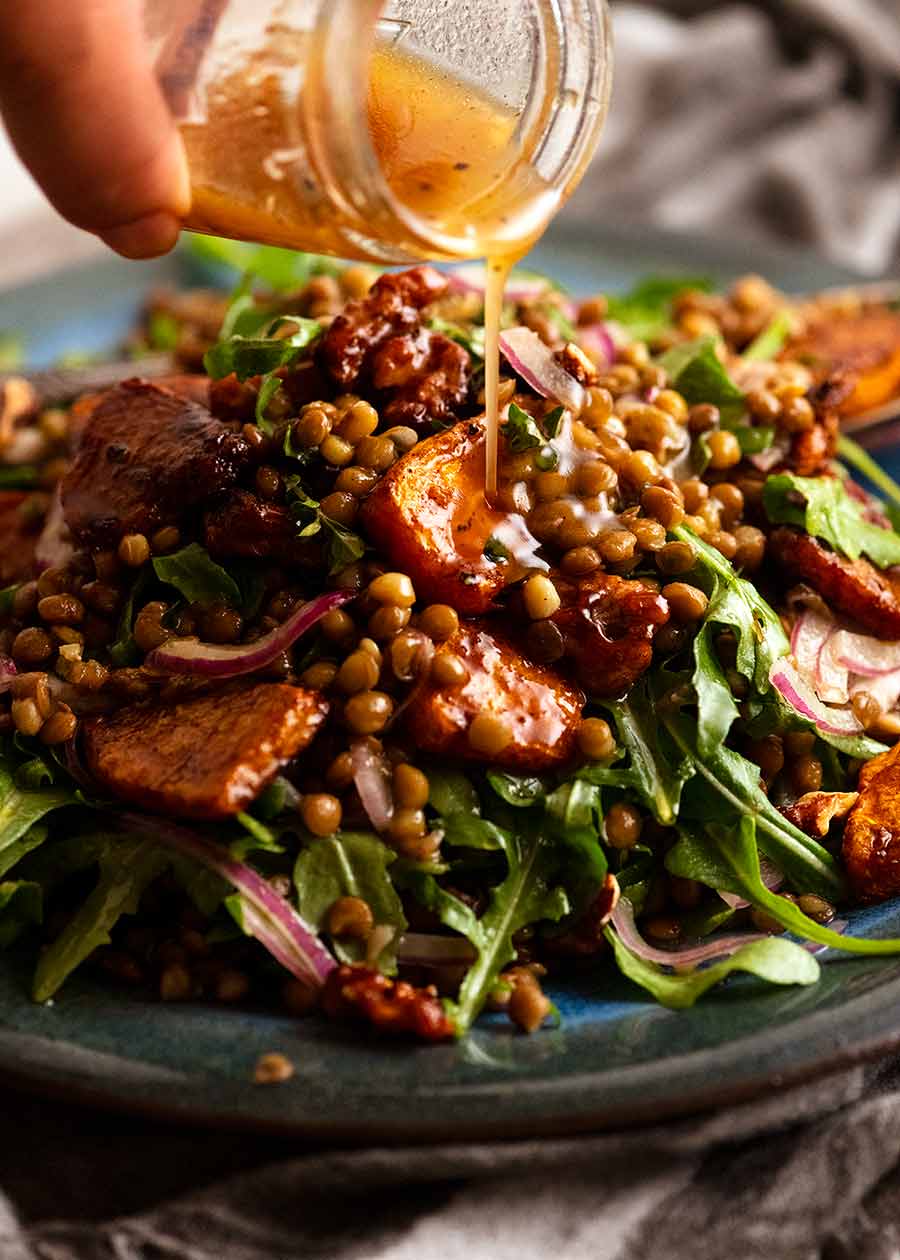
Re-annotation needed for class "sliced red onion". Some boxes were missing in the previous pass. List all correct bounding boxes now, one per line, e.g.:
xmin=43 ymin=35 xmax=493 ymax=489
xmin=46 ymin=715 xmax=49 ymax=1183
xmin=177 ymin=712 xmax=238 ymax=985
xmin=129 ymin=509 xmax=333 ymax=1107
xmin=719 ymin=857 xmax=783 ymax=910
xmin=396 ymin=933 xmax=477 ymax=966
xmin=831 ymin=629 xmax=900 ymax=678
xmin=34 ymin=487 xmax=74 ymax=574
xmin=446 ymin=264 xmax=551 ymax=303
xmin=0 ymin=655 xmax=16 ymax=695
xmin=850 ymin=668 xmax=900 ymax=715
xmin=120 ymin=812 xmax=335 ymax=987
xmin=147 ymin=590 xmax=353 ymax=679
xmin=791 ymin=610 xmax=833 ymax=684
xmin=350 ymin=738 xmax=394 ymax=833
xmin=816 ymin=632 xmax=850 ymax=705
xmin=611 ymin=898 xmax=767 ymax=969
xmin=770 ymin=659 xmax=862 ymax=737
xmin=577 ymin=323 xmax=617 ymax=368
xmin=499 ymin=327 xmax=585 ymax=413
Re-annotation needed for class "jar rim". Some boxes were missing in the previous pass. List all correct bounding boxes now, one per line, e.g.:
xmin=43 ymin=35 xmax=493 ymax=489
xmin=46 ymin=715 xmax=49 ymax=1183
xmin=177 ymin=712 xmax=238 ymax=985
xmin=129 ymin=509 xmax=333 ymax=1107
xmin=305 ymin=0 xmax=613 ymax=263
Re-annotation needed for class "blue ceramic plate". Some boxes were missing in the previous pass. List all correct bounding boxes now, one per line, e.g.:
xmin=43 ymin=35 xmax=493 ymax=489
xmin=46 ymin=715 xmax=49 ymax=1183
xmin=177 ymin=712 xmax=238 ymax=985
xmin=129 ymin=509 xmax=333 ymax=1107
xmin=1 ymin=222 xmax=899 ymax=1141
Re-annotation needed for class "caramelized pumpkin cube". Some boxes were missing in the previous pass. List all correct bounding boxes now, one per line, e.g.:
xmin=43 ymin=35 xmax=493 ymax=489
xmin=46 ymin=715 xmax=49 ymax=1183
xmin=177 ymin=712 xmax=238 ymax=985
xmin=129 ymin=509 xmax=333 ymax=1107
xmin=403 ymin=622 xmax=583 ymax=771
xmin=84 ymin=682 xmax=327 ymax=820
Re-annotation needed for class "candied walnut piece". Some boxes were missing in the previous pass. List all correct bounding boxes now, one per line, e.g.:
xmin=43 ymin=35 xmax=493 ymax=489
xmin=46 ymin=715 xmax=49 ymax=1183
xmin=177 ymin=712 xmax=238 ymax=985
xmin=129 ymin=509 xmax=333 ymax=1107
xmin=84 ymin=682 xmax=328 ymax=820
xmin=374 ymin=329 xmax=469 ymax=429
xmin=551 ymin=572 xmax=670 ymax=698
xmin=319 ymin=267 xmax=469 ymax=429
xmin=321 ymin=266 xmax=448 ymax=386
xmin=0 ymin=491 xmax=40 ymax=583
xmin=61 ymin=380 xmax=251 ymax=545
xmin=361 ymin=418 xmax=536 ymax=615
xmin=786 ymin=308 xmax=900 ymax=417
xmin=782 ymin=791 xmax=859 ymax=838
xmin=844 ymin=743 xmax=900 ymax=902
xmin=403 ymin=622 xmax=584 ymax=771
xmin=769 ymin=527 xmax=900 ymax=640
xmin=321 ymin=963 xmax=454 ymax=1042
xmin=205 ymin=489 xmax=320 ymax=568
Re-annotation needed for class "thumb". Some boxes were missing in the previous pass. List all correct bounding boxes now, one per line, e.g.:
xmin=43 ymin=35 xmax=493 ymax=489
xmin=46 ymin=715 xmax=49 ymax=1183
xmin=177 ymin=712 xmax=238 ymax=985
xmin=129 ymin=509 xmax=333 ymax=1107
xmin=0 ymin=0 xmax=190 ymax=258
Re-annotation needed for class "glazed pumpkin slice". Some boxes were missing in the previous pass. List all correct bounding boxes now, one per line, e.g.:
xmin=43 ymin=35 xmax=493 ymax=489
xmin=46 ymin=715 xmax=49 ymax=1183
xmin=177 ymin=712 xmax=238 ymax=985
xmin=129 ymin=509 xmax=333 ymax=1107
xmin=403 ymin=621 xmax=583 ymax=771
xmin=84 ymin=682 xmax=327 ymax=820
xmin=360 ymin=417 xmax=542 ymax=615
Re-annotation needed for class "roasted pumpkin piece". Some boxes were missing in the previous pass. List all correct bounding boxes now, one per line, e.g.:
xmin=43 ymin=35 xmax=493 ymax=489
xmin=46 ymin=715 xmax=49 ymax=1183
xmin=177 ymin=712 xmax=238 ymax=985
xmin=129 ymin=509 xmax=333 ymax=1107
xmin=0 ymin=491 xmax=40 ymax=584
xmin=786 ymin=307 xmax=900 ymax=417
xmin=61 ymin=380 xmax=251 ymax=545
xmin=769 ymin=527 xmax=900 ymax=640
xmin=360 ymin=418 xmax=540 ymax=615
xmin=84 ymin=682 xmax=327 ymax=820
xmin=551 ymin=572 xmax=670 ymax=698
xmin=843 ymin=742 xmax=900 ymax=902
xmin=402 ymin=622 xmax=583 ymax=770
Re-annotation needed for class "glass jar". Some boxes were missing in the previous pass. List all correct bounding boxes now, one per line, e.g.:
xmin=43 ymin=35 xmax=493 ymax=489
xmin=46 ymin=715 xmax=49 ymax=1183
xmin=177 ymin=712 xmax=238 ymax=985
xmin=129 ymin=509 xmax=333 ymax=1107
xmin=145 ymin=0 xmax=612 ymax=263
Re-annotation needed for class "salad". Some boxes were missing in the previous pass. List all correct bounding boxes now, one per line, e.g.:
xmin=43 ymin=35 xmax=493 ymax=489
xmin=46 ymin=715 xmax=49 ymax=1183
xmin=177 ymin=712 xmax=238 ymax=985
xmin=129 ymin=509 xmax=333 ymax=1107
xmin=1 ymin=246 xmax=900 ymax=1041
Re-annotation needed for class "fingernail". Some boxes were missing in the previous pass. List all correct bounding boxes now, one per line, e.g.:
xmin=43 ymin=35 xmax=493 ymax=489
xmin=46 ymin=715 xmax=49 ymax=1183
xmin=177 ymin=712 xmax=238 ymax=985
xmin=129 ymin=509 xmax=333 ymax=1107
xmin=101 ymin=211 xmax=182 ymax=260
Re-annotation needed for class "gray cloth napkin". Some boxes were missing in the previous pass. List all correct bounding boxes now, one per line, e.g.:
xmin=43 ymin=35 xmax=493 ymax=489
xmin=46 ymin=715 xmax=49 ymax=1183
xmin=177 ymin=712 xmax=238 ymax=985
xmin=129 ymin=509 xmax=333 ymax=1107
xmin=2 ymin=1063 xmax=900 ymax=1260
xmin=5 ymin=3 xmax=900 ymax=1258
xmin=567 ymin=0 xmax=900 ymax=274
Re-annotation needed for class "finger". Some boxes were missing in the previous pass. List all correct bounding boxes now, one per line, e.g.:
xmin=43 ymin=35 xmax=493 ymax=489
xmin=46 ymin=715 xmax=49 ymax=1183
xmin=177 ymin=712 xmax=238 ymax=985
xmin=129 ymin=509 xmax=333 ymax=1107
xmin=0 ymin=0 xmax=190 ymax=258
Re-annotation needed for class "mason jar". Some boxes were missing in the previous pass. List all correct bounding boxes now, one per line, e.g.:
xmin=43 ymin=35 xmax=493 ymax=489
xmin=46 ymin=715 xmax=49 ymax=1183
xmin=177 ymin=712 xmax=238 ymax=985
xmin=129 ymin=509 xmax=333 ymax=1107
xmin=145 ymin=0 xmax=613 ymax=263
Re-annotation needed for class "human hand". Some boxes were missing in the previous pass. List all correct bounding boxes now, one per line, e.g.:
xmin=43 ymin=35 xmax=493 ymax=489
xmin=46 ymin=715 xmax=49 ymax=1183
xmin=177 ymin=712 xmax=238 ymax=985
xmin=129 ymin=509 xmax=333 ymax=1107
xmin=0 ymin=0 xmax=189 ymax=258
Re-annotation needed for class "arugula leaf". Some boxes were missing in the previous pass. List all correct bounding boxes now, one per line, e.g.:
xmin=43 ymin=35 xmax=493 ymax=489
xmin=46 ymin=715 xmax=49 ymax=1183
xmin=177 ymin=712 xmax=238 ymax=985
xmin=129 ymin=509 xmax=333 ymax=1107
xmin=659 ymin=336 xmax=745 ymax=424
xmin=449 ymin=818 xmax=570 ymax=1033
xmin=186 ymin=236 xmax=345 ymax=291
xmin=152 ymin=542 xmax=241 ymax=607
xmin=203 ymin=318 xmax=322 ymax=383
xmin=0 ymin=466 xmax=40 ymax=489
xmin=667 ymin=817 xmax=900 ymax=956
xmin=486 ymin=771 xmax=545 ymax=808
xmin=0 ymin=757 xmax=74 ymax=877
xmin=0 ymin=823 xmax=51 ymax=881
xmin=606 ymin=275 xmax=712 ymax=340
xmin=428 ymin=317 xmax=485 ymax=359
xmin=543 ymin=780 xmax=608 ymax=913
xmin=294 ymin=832 xmax=406 ymax=970
xmin=503 ymin=402 xmax=544 ymax=452
xmin=231 ymin=812 xmax=286 ymax=861
xmin=426 ymin=769 xmax=506 ymax=851
xmin=743 ymin=311 xmax=793 ymax=362
xmin=837 ymin=435 xmax=900 ymax=527
xmin=428 ymin=769 xmax=481 ymax=817
xmin=579 ymin=681 xmax=691 ymax=825
xmin=146 ymin=311 xmax=181 ymax=352
xmin=763 ymin=473 xmax=900 ymax=568
xmin=605 ymin=924 xmax=819 ymax=1009
xmin=32 ymin=837 xmax=169 ymax=1001
xmin=109 ymin=570 xmax=151 ymax=667
xmin=0 ymin=332 xmax=24 ymax=371
xmin=674 ymin=525 xmax=789 ymax=754
xmin=663 ymin=712 xmax=845 ymax=899
xmin=0 ymin=880 xmax=42 ymax=948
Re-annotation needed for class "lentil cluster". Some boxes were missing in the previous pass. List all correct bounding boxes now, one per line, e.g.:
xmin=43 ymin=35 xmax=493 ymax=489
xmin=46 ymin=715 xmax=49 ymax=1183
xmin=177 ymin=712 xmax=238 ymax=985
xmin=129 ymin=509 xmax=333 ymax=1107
xmin=0 ymin=263 xmax=881 ymax=1027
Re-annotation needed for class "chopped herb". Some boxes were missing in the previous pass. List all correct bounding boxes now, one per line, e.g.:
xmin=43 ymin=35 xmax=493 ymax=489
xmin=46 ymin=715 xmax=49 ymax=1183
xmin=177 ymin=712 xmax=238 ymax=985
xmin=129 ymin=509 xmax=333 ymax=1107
xmin=763 ymin=472 xmax=900 ymax=568
xmin=483 ymin=536 xmax=511 ymax=564
xmin=543 ymin=406 xmax=565 ymax=438
xmin=503 ymin=402 xmax=544 ymax=452
xmin=660 ymin=336 xmax=746 ymax=424
xmin=152 ymin=542 xmax=242 ymax=607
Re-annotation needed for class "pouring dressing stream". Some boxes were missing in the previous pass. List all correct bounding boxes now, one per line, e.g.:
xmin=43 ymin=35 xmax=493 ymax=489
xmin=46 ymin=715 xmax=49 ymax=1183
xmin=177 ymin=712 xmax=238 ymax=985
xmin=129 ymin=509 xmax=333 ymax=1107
xmin=147 ymin=0 xmax=612 ymax=494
